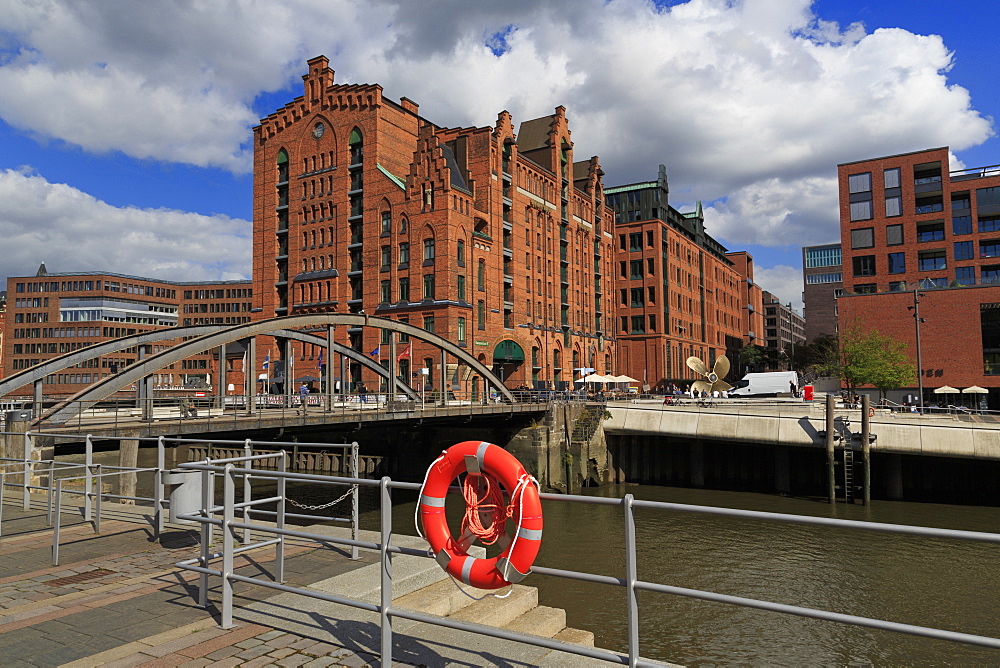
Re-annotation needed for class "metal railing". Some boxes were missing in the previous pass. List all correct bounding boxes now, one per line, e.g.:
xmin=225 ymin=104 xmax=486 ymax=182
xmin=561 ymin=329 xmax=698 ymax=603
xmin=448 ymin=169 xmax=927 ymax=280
xmin=25 ymin=392 xmax=560 ymax=434
xmin=0 ymin=432 xmax=360 ymax=568
xmin=172 ymin=451 xmax=1000 ymax=667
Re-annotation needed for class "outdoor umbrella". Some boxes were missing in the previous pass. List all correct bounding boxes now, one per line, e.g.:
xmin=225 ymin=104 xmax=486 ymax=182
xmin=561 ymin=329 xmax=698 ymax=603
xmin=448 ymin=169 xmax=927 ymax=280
xmin=295 ymin=375 xmax=321 ymax=383
xmin=611 ymin=375 xmax=640 ymax=384
xmin=582 ymin=374 xmax=608 ymax=383
xmin=962 ymin=386 xmax=988 ymax=394
xmin=932 ymin=386 xmax=959 ymax=394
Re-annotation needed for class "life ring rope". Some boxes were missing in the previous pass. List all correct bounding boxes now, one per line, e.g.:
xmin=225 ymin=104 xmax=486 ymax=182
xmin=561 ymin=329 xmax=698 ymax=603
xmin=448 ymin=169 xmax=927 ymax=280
xmin=415 ymin=441 xmax=542 ymax=592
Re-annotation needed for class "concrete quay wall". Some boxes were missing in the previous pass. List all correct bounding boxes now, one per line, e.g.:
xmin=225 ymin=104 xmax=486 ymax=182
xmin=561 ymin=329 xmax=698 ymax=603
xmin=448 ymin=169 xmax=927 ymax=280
xmin=604 ymin=401 xmax=1000 ymax=460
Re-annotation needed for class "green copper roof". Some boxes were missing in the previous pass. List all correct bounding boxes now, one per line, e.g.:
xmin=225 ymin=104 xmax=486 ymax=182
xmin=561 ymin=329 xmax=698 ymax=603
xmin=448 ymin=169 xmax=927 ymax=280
xmin=377 ymin=163 xmax=405 ymax=190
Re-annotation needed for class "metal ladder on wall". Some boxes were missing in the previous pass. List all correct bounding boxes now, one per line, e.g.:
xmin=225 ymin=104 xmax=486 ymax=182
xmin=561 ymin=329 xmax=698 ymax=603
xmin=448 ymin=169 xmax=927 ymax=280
xmin=843 ymin=445 xmax=854 ymax=502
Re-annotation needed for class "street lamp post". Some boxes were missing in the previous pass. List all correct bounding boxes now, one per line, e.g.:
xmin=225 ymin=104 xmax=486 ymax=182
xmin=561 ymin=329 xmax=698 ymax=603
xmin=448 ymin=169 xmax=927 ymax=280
xmin=909 ymin=288 xmax=926 ymax=411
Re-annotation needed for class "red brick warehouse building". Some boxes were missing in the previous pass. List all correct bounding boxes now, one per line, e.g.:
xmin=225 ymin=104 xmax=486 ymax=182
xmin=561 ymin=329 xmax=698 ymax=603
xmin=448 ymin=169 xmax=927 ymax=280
xmin=252 ymin=56 xmax=617 ymax=394
xmin=603 ymin=165 xmax=745 ymax=390
xmin=837 ymin=146 xmax=1000 ymax=407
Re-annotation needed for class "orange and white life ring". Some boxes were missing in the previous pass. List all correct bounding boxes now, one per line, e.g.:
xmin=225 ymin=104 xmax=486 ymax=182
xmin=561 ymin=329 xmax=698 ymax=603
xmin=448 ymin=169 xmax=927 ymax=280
xmin=868 ymin=407 xmax=875 ymax=417
xmin=417 ymin=441 xmax=542 ymax=590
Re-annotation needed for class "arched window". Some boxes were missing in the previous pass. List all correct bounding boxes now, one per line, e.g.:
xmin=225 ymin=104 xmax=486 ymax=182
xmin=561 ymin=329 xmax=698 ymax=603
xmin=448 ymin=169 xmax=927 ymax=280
xmin=349 ymin=128 xmax=363 ymax=164
xmin=399 ymin=216 xmax=408 ymax=234
xmin=457 ymin=239 xmax=465 ymax=265
xmin=276 ymin=149 xmax=289 ymax=183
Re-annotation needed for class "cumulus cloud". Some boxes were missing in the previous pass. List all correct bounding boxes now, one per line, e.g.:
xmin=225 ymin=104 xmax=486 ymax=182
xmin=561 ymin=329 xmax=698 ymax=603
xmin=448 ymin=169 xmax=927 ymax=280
xmin=752 ymin=264 xmax=806 ymax=313
xmin=0 ymin=168 xmax=250 ymax=281
xmin=0 ymin=0 xmax=994 ymax=267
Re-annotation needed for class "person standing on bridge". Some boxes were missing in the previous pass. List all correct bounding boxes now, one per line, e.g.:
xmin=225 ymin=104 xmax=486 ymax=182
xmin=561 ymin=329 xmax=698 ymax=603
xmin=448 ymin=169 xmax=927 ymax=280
xmin=299 ymin=383 xmax=310 ymax=414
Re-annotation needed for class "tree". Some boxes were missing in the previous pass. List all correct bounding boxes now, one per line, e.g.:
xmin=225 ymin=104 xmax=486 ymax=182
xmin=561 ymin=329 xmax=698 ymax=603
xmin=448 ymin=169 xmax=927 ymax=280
xmin=738 ymin=343 xmax=765 ymax=373
xmin=838 ymin=323 xmax=916 ymax=400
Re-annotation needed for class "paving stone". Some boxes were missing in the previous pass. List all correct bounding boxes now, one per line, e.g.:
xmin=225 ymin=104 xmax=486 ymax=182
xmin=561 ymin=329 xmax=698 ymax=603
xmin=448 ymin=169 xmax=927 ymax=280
xmin=275 ymin=654 xmax=311 ymax=667
xmin=205 ymin=645 xmax=243 ymax=661
xmin=257 ymin=629 xmax=286 ymax=641
xmin=268 ymin=646 xmax=298 ymax=659
xmin=235 ymin=637 xmax=266 ymax=649
xmin=302 ymin=657 xmax=338 ymax=667
xmin=236 ymin=644 xmax=276 ymax=660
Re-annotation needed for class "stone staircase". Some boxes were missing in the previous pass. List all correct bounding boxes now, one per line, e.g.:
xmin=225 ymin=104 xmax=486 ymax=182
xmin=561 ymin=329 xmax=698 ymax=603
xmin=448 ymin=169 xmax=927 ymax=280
xmin=570 ymin=405 xmax=608 ymax=446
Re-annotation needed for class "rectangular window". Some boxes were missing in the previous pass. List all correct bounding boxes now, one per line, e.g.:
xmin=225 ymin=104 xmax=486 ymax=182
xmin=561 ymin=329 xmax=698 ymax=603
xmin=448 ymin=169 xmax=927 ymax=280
xmin=457 ymin=317 xmax=466 ymax=342
xmin=953 ymin=216 xmax=973 ymax=235
xmin=423 ymin=238 xmax=435 ymax=261
xmin=888 ymin=281 xmax=907 ymax=292
xmin=955 ymin=266 xmax=976 ymax=286
xmin=805 ymin=272 xmax=843 ymax=284
xmin=883 ymin=167 xmax=900 ymax=189
xmin=918 ymin=250 xmax=946 ymax=271
xmin=423 ymin=274 xmax=435 ymax=300
xmin=887 ymin=252 xmax=906 ymax=274
xmin=398 ymin=277 xmax=410 ymax=302
xmin=979 ymin=216 xmax=1000 ymax=233
xmin=457 ymin=275 xmax=466 ymax=301
xmin=977 ymin=186 xmax=1000 ymax=209
xmin=629 ymin=260 xmax=643 ymax=279
xmin=916 ymin=221 xmax=945 ymax=242
xmin=853 ymin=283 xmax=877 ymax=294
xmin=850 ymin=200 xmax=872 ymax=222
xmin=423 ymin=315 xmax=435 ymax=333
xmin=983 ymin=266 xmax=1000 ymax=285
xmin=380 ymin=280 xmax=391 ymax=303
xmin=630 ymin=287 xmax=644 ymax=307
xmin=952 ymin=193 xmax=971 ymax=210
xmin=399 ymin=243 xmax=410 ymax=265
xmin=885 ymin=196 xmax=902 ymax=217
xmin=981 ymin=241 xmax=1000 ymax=259
xmin=381 ymin=211 xmax=391 ymax=234
xmin=630 ymin=315 xmax=645 ymax=334
xmin=647 ymin=258 xmax=654 ymax=274
xmin=381 ymin=245 xmax=391 ymax=269
xmin=851 ymin=228 xmax=874 ymax=249
xmin=852 ymin=255 xmax=876 ymax=277
xmin=955 ymin=241 xmax=975 ymax=261
xmin=848 ymin=172 xmax=872 ymax=193
xmin=886 ymin=224 xmax=904 ymax=246
xmin=629 ymin=233 xmax=642 ymax=251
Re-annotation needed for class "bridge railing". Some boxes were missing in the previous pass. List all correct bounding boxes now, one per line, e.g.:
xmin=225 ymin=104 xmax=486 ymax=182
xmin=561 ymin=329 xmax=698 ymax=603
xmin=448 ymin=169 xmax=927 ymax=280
xmin=170 ymin=451 xmax=1000 ymax=667
xmin=25 ymin=391 xmax=571 ymax=433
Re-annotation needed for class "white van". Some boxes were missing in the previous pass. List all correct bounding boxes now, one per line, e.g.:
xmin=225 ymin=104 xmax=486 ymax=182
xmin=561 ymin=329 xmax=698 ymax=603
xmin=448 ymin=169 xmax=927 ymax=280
xmin=728 ymin=371 xmax=799 ymax=397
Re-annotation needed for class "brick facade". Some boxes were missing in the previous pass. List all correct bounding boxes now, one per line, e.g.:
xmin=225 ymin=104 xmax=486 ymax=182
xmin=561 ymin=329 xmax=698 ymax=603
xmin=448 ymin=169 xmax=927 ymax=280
xmin=253 ymin=56 xmax=616 ymax=392
xmin=604 ymin=166 xmax=744 ymax=389
xmin=2 ymin=267 xmax=251 ymax=397
xmin=837 ymin=146 xmax=1000 ymax=406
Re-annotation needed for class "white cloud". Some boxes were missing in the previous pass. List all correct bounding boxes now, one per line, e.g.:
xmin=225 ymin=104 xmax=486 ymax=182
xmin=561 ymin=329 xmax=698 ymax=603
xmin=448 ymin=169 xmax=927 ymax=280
xmin=0 ymin=0 xmax=994 ymax=252
xmin=0 ymin=168 xmax=250 ymax=282
xmin=753 ymin=264 xmax=806 ymax=313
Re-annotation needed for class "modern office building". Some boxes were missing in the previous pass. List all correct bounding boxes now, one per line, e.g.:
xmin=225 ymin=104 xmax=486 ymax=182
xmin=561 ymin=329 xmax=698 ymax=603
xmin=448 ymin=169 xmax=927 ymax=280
xmin=1 ymin=264 xmax=252 ymax=397
xmin=761 ymin=290 xmax=805 ymax=370
xmin=604 ymin=165 xmax=744 ymax=389
xmin=836 ymin=146 xmax=1000 ymax=406
xmin=252 ymin=55 xmax=617 ymax=393
xmin=801 ymin=243 xmax=843 ymax=342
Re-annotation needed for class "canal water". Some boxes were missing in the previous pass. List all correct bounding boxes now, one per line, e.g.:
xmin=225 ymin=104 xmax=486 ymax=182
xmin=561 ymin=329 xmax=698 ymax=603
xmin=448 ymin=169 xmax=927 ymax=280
xmin=57 ymin=448 xmax=1000 ymax=664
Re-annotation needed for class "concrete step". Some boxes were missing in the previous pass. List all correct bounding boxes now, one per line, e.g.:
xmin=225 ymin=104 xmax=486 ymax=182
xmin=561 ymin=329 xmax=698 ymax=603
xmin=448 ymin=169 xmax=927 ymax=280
xmin=554 ymin=626 xmax=596 ymax=647
xmin=394 ymin=575 xmax=494 ymax=617
xmin=503 ymin=604 xmax=566 ymax=638
xmin=447 ymin=584 xmax=538 ymax=628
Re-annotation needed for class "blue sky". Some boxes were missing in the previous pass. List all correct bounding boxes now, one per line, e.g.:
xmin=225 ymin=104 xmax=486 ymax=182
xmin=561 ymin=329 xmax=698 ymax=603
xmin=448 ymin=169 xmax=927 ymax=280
xmin=0 ymin=0 xmax=997 ymax=310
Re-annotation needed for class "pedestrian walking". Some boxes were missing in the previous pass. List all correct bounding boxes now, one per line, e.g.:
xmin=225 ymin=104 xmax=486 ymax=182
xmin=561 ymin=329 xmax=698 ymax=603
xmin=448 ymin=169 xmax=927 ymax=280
xmin=299 ymin=383 xmax=309 ymax=414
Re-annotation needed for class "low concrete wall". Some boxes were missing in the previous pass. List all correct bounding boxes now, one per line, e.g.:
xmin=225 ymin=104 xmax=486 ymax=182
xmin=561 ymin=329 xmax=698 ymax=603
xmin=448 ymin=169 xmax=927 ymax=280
xmin=605 ymin=401 xmax=1000 ymax=460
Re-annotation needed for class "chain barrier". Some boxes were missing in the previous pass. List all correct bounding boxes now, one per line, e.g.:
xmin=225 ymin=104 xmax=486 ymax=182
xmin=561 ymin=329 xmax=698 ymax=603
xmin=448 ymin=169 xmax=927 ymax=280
xmin=285 ymin=485 xmax=357 ymax=511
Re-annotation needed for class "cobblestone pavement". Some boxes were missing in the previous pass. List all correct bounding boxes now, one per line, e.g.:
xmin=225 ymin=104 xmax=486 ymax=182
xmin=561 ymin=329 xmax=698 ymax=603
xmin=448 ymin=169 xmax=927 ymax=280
xmin=0 ymin=496 xmax=396 ymax=667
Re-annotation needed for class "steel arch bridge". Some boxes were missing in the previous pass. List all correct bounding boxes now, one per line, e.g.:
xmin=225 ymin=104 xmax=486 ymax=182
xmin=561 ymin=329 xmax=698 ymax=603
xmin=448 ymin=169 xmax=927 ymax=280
xmin=31 ymin=314 xmax=513 ymax=425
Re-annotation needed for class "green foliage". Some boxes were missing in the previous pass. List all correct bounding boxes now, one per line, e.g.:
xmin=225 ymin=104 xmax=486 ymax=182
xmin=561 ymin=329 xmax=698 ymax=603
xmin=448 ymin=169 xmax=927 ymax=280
xmin=739 ymin=344 xmax=765 ymax=372
xmin=838 ymin=323 xmax=916 ymax=399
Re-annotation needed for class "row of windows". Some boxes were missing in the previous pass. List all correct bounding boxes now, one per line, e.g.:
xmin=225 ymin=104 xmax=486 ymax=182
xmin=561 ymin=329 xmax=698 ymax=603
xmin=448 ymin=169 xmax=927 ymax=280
xmin=182 ymin=302 xmax=252 ymax=313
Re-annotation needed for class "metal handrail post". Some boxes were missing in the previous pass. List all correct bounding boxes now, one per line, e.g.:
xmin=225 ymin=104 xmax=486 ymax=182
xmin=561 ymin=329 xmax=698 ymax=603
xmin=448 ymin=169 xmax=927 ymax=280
xmin=23 ymin=431 xmax=31 ymax=510
xmin=0 ymin=470 xmax=5 ymax=537
xmin=198 ymin=458 xmax=212 ymax=608
xmin=220 ymin=463 xmax=236 ymax=629
xmin=351 ymin=441 xmax=360 ymax=560
xmin=84 ymin=434 xmax=94 ymax=522
xmin=242 ymin=439 xmax=252 ymax=545
xmin=156 ymin=436 xmax=165 ymax=536
xmin=276 ymin=452 xmax=286 ymax=583
xmin=94 ymin=464 xmax=102 ymax=533
xmin=45 ymin=460 xmax=55 ymax=526
xmin=623 ymin=493 xmax=639 ymax=667
xmin=379 ymin=476 xmax=393 ymax=667
xmin=52 ymin=478 xmax=63 ymax=566
xmin=153 ymin=468 xmax=162 ymax=540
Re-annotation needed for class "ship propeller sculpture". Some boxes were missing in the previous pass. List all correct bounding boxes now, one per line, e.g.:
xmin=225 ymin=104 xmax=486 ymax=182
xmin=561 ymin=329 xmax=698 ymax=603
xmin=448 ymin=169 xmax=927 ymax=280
xmin=686 ymin=355 xmax=733 ymax=395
